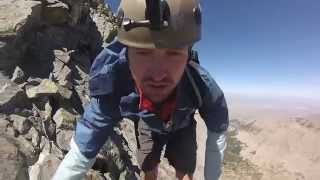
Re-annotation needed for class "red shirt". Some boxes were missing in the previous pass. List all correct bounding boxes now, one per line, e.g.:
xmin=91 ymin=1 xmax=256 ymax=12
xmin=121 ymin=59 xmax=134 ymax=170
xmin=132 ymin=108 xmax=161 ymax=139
xmin=137 ymin=86 xmax=176 ymax=123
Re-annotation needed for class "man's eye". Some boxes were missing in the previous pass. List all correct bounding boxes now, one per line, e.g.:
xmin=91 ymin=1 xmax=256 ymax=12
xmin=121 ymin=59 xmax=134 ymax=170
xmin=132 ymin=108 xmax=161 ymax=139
xmin=167 ymin=51 xmax=184 ymax=56
xmin=136 ymin=51 xmax=151 ymax=55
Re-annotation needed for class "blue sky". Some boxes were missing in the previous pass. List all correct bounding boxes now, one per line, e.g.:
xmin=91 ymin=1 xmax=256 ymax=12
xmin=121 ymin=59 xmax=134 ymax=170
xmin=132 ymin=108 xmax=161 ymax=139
xmin=105 ymin=0 xmax=320 ymax=99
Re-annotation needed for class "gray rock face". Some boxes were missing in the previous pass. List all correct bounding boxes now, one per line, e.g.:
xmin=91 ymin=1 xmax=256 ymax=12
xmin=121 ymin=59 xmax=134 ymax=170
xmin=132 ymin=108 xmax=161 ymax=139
xmin=26 ymin=79 xmax=59 ymax=98
xmin=11 ymin=66 xmax=27 ymax=84
xmin=86 ymin=170 xmax=106 ymax=180
xmin=15 ymin=135 xmax=38 ymax=165
xmin=104 ymin=172 xmax=116 ymax=180
xmin=0 ymin=114 xmax=9 ymax=132
xmin=52 ymin=49 xmax=74 ymax=89
xmin=0 ymin=0 xmax=41 ymax=33
xmin=56 ymin=130 xmax=73 ymax=151
xmin=28 ymin=152 xmax=61 ymax=180
xmin=0 ymin=0 xmax=139 ymax=179
xmin=58 ymin=85 xmax=73 ymax=100
xmin=54 ymin=49 xmax=72 ymax=64
xmin=24 ymin=127 xmax=40 ymax=147
xmin=27 ymin=77 xmax=42 ymax=86
xmin=40 ymin=136 xmax=64 ymax=159
xmin=11 ymin=114 xmax=32 ymax=134
xmin=0 ymin=80 xmax=29 ymax=113
xmin=42 ymin=1 xmax=70 ymax=25
xmin=57 ymin=66 xmax=72 ymax=87
xmin=44 ymin=100 xmax=53 ymax=121
xmin=0 ymin=136 xmax=28 ymax=180
xmin=53 ymin=108 xmax=76 ymax=129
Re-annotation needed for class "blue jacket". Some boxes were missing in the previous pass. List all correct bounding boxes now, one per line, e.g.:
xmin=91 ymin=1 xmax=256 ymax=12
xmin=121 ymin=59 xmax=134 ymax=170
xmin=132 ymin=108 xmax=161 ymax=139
xmin=74 ymin=40 xmax=229 ymax=159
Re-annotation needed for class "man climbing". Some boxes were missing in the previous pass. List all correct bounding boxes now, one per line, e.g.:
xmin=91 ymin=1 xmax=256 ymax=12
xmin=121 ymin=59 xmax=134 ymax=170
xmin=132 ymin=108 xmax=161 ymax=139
xmin=53 ymin=0 xmax=229 ymax=179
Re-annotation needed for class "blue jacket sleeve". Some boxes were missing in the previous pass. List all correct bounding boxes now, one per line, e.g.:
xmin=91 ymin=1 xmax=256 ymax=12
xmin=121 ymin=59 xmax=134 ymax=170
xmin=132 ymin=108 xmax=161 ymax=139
xmin=74 ymin=95 xmax=121 ymax=159
xmin=74 ymin=41 xmax=126 ymax=159
xmin=196 ymin=66 xmax=229 ymax=180
xmin=198 ymin=74 xmax=229 ymax=133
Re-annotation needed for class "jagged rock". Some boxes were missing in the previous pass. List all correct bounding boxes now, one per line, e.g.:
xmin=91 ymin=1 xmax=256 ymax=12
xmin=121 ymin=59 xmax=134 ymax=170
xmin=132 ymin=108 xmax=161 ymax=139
xmin=42 ymin=119 xmax=56 ymax=142
xmin=28 ymin=151 xmax=61 ymax=180
xmin=18 ymin=82 xmax=28 ymax=89
xmin=15 ymin=135 xmax=38 ymax=165
xmin=0 ymin=136 xmax=28 ymax=180
xmin=59 ymin=79 xmax=73 ymax=89
xmin=11 ymin=114 xmax=32 ymax=135
xmin=42 ymin=1 xmax=70 ymax=25
xmin=52 ymin=58 xmax=73 ymax=87
xmin=14 ymin=108 xmax=33 ymax=117
xmin=0 ymin=80 xmax=30 ymax=113
xmin=86 ymin=170 xmax=106 ymax=180
xmin=58 ymin=85 xmax=73 ymax=100
xmin=119 ymin=169 xmax=139 ymax=180
xmin=24 ymin=127 xmax=40 ymax=147
xmin=52 ymin=60 xmax=64 ymax=77
xmin=44 ymin=100 xmax=52 ymax=121
xmin=0 ymin=0 xmax=136 ymax=179
xmin=27 ymin=77 xmax=42 ymax=86
xmin=90 ymin=120 xmax=140 ymax=179
xmin=104 ymin=173 xmax=116 ymax=180
xmin=74 ymin=85 xmax=90 ymax=107
xmin=0 ymin=0 xmax=41 ymax=33
xmin=0 ymin=121 xmax=9 ymax=134
xmin=0 ymin=114 xmax=9 ymax=131
xmin=91 ymin=7 xmax=117 ymax=43
xmin=40 ymin=136 xmax=64 ymax=159
xmin=57 ymin=65 xmax=72 ymax=87
xmin=56 ymin=130 xmax=73 ymax=151
xmin=74 ymin=63 xmax=90 ymax=85
xmin=11 ymin=66 xmax=27 ymax=84
xmin=26 ymin=79 xmax=59 ymax=98
xmin=5 ymin=126 xmax=18 ymax=137
xmin=53 ymin=108 xmax=76 ymax=129
xmin=54 ymin=48 xmax=72 ymax=64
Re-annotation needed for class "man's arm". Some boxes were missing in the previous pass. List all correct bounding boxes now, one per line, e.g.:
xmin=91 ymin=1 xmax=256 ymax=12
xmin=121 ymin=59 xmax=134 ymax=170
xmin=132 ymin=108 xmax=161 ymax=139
xmin=198 ymin=77 xmax=229 ymax=180
xmin=204 ymin=130 xmax=227 ymax=180
xmin=53 ymin=95 xmax=121 ymax=180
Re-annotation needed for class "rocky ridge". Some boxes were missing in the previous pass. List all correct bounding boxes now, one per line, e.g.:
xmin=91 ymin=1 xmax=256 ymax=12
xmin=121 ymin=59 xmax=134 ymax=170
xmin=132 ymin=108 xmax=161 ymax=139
xmin=0 ymin=0 xmax=139 ymax=179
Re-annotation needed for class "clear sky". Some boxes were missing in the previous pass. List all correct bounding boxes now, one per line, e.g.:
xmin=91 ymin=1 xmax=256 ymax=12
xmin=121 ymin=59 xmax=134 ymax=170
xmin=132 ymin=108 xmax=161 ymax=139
xmin=106 ymin=0 xmax=320 ymax=100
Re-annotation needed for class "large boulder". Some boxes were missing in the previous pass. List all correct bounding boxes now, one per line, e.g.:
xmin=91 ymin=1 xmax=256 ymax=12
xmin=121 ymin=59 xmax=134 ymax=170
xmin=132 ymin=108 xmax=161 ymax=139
xmin=0 ymin=136 xmax=28 ymax=180
xmin=0 ymin=78 xmax=30 ymax=113
xmin=24 ymin=127 xmax=41 ymax=148
xmin=26 ymin=79 xmax=59 ymax=98
xmin=11 ymin=66 xmax=27 ymax=84
xmin=11 ymin=114 xmax=32 ymax=135
xmin=42 ymin=0 xmax=70 ymax=25
xmin=53 ymin=48 xmax=72 ymax=64
xmin=56 ymin=130 xmax=73 ymax=151
xmin=53 ymin=108 xmax=77 ymax=129
xmin=0 ymin=0 xmax=41 ymax=33
xmin=28 ymin=152 xmax=61 ymax=180
xmin=15 ymin=135 xmax=38 ymax=165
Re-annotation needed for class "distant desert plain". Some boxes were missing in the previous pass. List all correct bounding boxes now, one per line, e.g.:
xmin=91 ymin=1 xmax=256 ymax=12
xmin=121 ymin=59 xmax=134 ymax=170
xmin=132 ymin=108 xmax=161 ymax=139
xmin=192 ymin=92 xmax=320 ymax=180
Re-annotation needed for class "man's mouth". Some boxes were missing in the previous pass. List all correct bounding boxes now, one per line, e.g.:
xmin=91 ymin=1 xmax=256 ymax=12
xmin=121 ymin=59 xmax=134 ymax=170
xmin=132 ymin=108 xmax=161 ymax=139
xmin=146 ymin=82 xmax=170 ymax=89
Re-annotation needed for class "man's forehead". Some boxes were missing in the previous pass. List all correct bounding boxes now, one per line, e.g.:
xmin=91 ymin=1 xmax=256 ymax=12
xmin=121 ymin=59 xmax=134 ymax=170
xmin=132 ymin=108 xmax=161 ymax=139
xmin=129 ymin=46 xmax=189 ymax=51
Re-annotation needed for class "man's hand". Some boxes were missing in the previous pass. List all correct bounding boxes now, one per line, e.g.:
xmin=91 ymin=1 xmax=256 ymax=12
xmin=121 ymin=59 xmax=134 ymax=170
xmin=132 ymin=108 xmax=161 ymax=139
xmin=204 ymin=130 xmax=227 ymax=180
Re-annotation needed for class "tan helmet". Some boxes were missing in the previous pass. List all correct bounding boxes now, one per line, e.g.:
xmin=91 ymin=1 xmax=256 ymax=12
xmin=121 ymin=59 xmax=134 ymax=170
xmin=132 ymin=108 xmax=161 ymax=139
xmin=116 ymin=0 xmax=202 ymax=49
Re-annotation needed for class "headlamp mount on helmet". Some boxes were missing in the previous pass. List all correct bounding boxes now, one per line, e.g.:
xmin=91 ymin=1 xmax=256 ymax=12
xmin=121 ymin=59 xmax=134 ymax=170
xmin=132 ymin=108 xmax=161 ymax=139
xmin=117 ymin=0 xmax=170 ymax=32
xmin=117 ymin=0 xmax=201 ymax=49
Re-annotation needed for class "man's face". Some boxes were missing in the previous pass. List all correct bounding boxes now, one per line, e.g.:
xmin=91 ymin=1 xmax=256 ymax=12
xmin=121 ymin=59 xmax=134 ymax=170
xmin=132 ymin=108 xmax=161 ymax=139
xmin=128 ymin=47 xmax=189 ymax=104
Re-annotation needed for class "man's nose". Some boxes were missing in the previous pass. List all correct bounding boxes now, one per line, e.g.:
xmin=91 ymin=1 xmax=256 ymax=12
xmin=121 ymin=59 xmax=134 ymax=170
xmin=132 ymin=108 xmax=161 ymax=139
xmin=149 ymin=56 xmax=168 ymax=82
